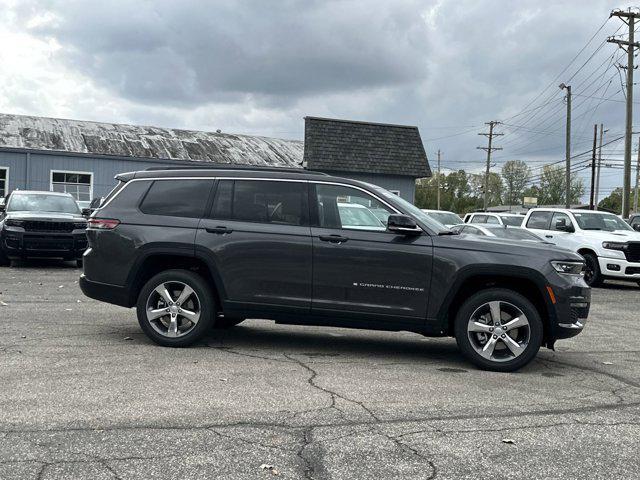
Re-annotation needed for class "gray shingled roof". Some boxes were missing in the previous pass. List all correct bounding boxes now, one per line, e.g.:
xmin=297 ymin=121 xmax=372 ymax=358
xmin=0 ymin=113 xmax=304 ymax=167
xmin=303 ymin=116 xmax=431 ymax=178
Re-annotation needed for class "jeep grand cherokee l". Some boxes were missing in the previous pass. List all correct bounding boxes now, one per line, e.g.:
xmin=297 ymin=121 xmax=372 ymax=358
xmin=0 ymin=190 xmax=87 ymax=267
xmin=80 ymin=167 xmax=590 ymax=372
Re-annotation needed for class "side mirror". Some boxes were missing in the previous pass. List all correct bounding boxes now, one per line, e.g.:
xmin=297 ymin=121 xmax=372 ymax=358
xmin=387 ymin=214 xmax=421 ymax=235
xmin=555 ymin=219 xmax=574 ymax=233
xmin=633 ymin=224 xmax=640 ymax=232
xmin=81 ymin=208 xmax=91 ymax=217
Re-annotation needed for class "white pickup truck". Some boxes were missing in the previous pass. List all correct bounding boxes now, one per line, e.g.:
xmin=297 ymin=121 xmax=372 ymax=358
xmin=522 ymin=208 xmax=640 ymax=287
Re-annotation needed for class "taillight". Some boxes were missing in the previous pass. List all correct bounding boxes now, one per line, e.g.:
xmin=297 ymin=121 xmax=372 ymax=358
xmin=88 ymin=218 xmax=120 ymax=230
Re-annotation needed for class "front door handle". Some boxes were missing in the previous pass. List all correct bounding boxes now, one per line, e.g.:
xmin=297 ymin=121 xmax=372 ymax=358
xmin=319 ymin=234 xmax=349 ymax=244
xmin=206 ymin=226 xmax=233 ymax=234
xmin=545 ymin=234 xmax=553 ymax=238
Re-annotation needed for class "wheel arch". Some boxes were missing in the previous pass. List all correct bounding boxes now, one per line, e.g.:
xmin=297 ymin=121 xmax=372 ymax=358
xmin=437 ymin=267 xmax=553 ymax=342
xmin=126 ymin=248 xmax=225 ymax=311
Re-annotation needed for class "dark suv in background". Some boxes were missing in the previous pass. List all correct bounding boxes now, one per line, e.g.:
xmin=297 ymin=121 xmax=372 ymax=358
xmin=80 ymin=167 xmax=590 ymax=371
xmin=0 ymin=191 xmax=87 ymax=267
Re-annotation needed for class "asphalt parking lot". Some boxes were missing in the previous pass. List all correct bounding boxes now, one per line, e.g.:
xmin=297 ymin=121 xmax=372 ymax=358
xmin=0 ymin=261 xmax=638 ymax=480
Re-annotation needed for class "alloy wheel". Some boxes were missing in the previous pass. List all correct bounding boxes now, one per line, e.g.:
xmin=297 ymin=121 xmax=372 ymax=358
xmin=145 ymin=281 xmax=201 ymax=338
xmin=466 ymin=300 xmax=531 ymax=363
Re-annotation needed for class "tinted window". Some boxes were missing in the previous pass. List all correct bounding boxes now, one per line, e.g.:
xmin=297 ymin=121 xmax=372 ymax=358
xmin=140 ymin=180 xmax=212 ymax=218
xmin=315 ymin=184 xmax=392 ymax=231
xmin=526 ymin=211 xmax=553 ymax=229
xmin=500 ymin=216 xmax=524 ymax=227
xmin=470 ymin=215 xmax=487 ymax=224
xmin=211 ymin=180 xmax=307 ymax=226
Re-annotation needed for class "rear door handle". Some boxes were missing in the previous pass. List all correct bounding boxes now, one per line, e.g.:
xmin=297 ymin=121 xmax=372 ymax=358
xmin=206 ymin=226 xmax=233 ymax=234
xmin=319 ymin=234 xmax=349 ymax=244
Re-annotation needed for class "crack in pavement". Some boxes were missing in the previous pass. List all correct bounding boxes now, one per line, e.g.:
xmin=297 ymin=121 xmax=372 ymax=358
xmin=539 ymin=355 xmax=640 ymax=389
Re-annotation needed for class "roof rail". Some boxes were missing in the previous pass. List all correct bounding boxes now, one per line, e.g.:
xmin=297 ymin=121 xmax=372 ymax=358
xmin=144 ymin=164 xmax=328 ymax=175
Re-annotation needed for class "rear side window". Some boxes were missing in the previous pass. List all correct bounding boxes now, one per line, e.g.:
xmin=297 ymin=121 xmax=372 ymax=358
xmin=485 ymin=215 xmax=500 ymax=224
xmin=140 ymin=180 xmax=212 ymax=218
xmin=211 ymin=180 xmax=307 ymax=226
xmin=526 ymin=211 xmax=553 ymax=229
xmin=470 ymin=215 xmax=487 ymax=224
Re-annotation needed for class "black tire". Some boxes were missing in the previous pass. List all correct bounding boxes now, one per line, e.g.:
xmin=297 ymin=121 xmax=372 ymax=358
xmin=136 ymin=269 xmax=214 ymax=347
xmin=214 ymin=317 xmax=245 ymax=329
xmin=0 ymin=247 xmax=9 ymax=267
xmin=582 ymin=253 xmax=603 ymax=287
xmin=454 ymin=288 xmax=543 ymax=372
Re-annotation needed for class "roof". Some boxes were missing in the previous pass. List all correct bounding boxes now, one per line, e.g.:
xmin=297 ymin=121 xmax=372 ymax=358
xmin=303 ymin=116 xmax=431 ymax=178
xmin=0 ymin=113 xmax=304 ymax=167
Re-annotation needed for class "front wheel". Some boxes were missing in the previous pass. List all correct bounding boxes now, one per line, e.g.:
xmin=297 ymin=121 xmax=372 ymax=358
xmin=136 ymin=269 xmax=214 ymax=347
xmin=582 ymin=253 xmax=603 ymax=287
xmin=454 ymin=288 xmax=543 ymax=372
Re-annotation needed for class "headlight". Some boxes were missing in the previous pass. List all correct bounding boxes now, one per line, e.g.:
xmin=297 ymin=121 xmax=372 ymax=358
xmin=602 ymin=241 xmax=627 ymax=251
xmin=73 ymin=222 xmax=87 ymax=229
xmin=551 ymin=260 xmax=584 ymax=275
xmin=5 ymin=219 xmax=25 ymax=227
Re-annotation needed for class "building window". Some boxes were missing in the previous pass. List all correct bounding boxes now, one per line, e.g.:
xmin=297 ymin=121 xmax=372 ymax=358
xmin=51 ymin=171 xmax=93 ymax=201
xmin=0 ymin=167 xmax=8 ymax=198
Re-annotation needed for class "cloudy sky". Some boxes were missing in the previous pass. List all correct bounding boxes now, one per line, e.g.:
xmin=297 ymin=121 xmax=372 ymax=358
xmin=0 ymin=0 xmax=635 ymax=199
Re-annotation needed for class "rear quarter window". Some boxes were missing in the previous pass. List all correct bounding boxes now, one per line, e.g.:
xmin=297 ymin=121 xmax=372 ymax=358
xmin=140 ymin=180 xmax=212 ymax=218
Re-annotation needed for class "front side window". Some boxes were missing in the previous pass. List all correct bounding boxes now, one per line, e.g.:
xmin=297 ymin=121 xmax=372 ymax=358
xmin=140 ymin=179 xmax=212 ymax=218
xmin=7 ymin=193 xmax=80 ymax=214
xmin=526 ymin=211 xmax=552 ymax=229
xmin=0 ymin=168 xmax=7 ymax=198
xmin=314 ymin=184 xmax=392 ymax=231
xmin=211 ymin=180 xmax=307 ymax=226
xmin=550 ymin=212 xmax=572 ymax=231
xmin=51 ymin=171 xmax=92 ymax=201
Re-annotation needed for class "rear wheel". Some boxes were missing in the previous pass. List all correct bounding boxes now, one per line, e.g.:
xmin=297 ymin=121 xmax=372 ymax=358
xmin=582 ymin=253 xmax=603 ymax=287
xmin=454 ymin=288 xmax=543 ymax=372
xmin=0 ymin=247 xmax=9 ymax=266
xmin=136 ymin=269 xmax=214 ymax=347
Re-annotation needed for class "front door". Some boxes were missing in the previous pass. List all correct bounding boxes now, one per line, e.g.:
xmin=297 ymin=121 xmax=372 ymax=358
xmin=310 ymin=183 xmax=432 ymax=320
xmin=196 ymin=179 xmax=312 ymax=312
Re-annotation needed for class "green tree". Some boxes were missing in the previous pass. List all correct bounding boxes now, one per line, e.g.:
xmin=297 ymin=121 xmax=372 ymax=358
xmin=501 ymin=160 xmax=531 ymax=205
xmin=538 ymin=165 xmax=584 ymax=205
xmin=468 ymin=172 xmax=503 ymax=207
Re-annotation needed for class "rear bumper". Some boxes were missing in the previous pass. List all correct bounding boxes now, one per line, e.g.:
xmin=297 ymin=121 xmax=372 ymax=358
xmin=1 ymin=228 xmax=87 ymax=259
xmin=79 ymin=274 xmax=132 ymax=308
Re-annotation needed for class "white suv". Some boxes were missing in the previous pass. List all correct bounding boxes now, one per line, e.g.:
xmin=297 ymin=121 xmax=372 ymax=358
xmin=522 ymin=208 xmax=640 ymax=287
xmin=464 ymin=212 xmax=524 ymax=227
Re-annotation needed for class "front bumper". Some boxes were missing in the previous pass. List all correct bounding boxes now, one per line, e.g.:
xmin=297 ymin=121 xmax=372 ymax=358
xmin=1 ymin=228 xmax=87 ymax=259
xmin=598 ymin=256 xmax=640 ymax=280
xmin=548 ymin=276 xmax=591 ymax=340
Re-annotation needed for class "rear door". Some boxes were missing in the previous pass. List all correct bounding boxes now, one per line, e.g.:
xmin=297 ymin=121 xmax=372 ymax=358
xmin=309 ymin=182 xmax=432 ymax=321
xmin=196 ymin=179 xmax=312 ymax=312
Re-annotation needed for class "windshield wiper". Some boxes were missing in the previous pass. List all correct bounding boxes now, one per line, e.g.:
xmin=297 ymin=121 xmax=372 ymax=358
xmin=582 ymin=227 xmax=603 ymax=230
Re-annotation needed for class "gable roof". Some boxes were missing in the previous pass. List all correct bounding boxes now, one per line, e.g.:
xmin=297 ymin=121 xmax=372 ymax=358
xmin=0 ymin=113 xmax=304 ymax=167
xmin=303 ymin=116 xmax=431 ymax=178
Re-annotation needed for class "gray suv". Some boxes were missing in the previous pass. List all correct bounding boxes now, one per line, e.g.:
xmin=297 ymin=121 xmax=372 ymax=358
xmin=80 ymin=167 xmax=590 ymax=371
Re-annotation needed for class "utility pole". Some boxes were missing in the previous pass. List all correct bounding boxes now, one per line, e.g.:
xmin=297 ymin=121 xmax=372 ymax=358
xmin=559 ymin=83 xmax=572 ymax=208
xmin=594 ymin=124 xmax=605 ymax=210
xmin=635 ymin=137 xmax=640 ymax=213
xmin=589 ymin=124 xmax=598 ymax=210
xmin=608 ymin=8 xmax=640 ymax=218
xmin=477 ymin=121 xmax=503 ymax=211
xmin=436 ymin=150 xmax=441 ymax=210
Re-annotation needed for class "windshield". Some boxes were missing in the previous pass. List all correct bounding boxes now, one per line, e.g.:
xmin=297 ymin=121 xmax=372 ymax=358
xmin=573 ymin=212 xmax=633 ymax=231
xmin=488 ymin=227 xmax=544 ymax=242
xmin=7 ymin=193 xmax=81 ymax=214
xmin=366 ymin=184 xmax=448 ymax=232
xmin=427 ymin=212 xmax=464 ymax=225
xmin=500 ymin=215 xmax=524 ymax=227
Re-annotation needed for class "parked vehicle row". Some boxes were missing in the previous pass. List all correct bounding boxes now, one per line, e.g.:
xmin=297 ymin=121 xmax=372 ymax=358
xmin=79 ymin=167 xmax=590 ymax=372
xmin=463 ymin=212 xmax=525 ymax=227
